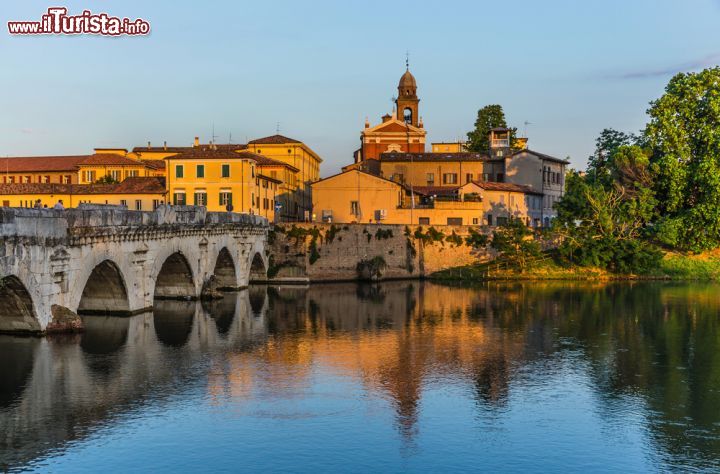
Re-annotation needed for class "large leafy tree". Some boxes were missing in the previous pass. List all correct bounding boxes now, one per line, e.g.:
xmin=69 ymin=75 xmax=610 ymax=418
xmin=645 ymin=67 xmax=720 ymax=251
xmin=466 ymin=104 xmax=517 ymax=152
xmin=587 ymin=128 xmax=638 ymax=184
xmin=554 ymin=146 xmax=661 ymax=273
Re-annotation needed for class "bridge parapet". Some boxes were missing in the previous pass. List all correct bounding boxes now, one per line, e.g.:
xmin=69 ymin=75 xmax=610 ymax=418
xmin=0 ymin=205 xmax=268 ymax=240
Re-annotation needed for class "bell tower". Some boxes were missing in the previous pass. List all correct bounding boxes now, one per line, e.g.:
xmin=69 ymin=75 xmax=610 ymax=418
xmin=396 ymin=61 xmax=420 ymax=127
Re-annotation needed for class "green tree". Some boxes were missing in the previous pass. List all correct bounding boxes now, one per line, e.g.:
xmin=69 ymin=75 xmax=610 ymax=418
xmin=645 ymin=67 xmax=720 ymax=251
xmin=553 ymin=146 xmax=661 ymax=273
xmin=586 ymin=128 xmax=637 ymax=184
xmin=95 ymin=175 xmax=119 ymax=184
xmin=466 ymin=104 xmax=517 ymax=152
xmin=491 ymin=217 xmax=540 ymax=270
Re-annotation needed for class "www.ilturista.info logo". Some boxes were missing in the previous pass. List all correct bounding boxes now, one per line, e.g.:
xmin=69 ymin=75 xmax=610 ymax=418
xmin=8 ymin=7 xmax=150 ymax=36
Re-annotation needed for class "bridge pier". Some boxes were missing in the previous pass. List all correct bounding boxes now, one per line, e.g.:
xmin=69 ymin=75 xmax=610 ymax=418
xmin=0 ymin=205 xmax=268 ymax=334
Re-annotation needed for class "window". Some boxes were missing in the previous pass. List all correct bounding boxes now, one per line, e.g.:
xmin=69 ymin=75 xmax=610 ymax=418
xmin=64 ymin=175 xmax=72 ymax=184
xmin=135 ymin=200 xmax=142 ymax=210
xmin=2 ymin=200 xmax=8 ymax=207
xmin=442 ymin=173 xmax=457 ymax=184
xmin=482 ymin=173 xmax=490 ymax=182
xmin=43 ymin=175 xmax=50 ymax=183
xmin=487 ymin=215 xmax=493 ymax=226
xmin=351 ymin=201 xmax=360 ymax=216
xmin=251 ymin=166 xmax=255 ymax=178
xmin=418 ymin=217 xmax=430 ymax=225
xmin=251 ymin=193 xmax=255 ymax=208
xmin=127 ymin=170 xmax=139 ymax=178
xmin=219 ymin=192 xmax=232 ymax=207
xmin=173 ymin=192 xmax=186 ymax=206
xmin=120 ymin=199 xmax=128 ymax=207
xmin=196 ymin=164 xmax=205 ymax=178
xmin=472 ymin=218 xmax=479 ymax=225
xmin=194 ymin=191 xmax=207 ymax=206
xmin=270 ymin=170 xmax=278 ymax=179
xmin=393 ymin=173 xmax=404 ymax=183
xmin=447 ymin=217 xmax=463 ymax=226
xmin=466 ymin=173 xmax=473 ymax=184
xmin=110 ymin=170 xmax=121 ymax=182
xmin=175 ymin=165 xmax=184 ymax=178
xmin=85 ymin=170 xmax=96 ymax=183
xmin=497 ymin=217 xmax=508 ymax=226
xmin=426 ymin=173 xmax=434 ymax=184
xmin=24 ymin=176 xmax=31 ymax=183
xmin=496 ymin=173 xmax=504 ymax=182
xmin=153 ymin=199 xmax=160 ymax=210
xmin=221 ymin=164 xmax=230 ymax=178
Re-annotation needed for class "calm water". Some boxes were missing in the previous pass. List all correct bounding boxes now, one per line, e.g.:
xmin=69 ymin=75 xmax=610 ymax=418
xmin=1 ymin=281 xmax=719 ymax=473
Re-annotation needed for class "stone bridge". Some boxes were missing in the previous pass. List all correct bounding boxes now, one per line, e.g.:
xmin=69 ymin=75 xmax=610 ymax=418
xmin=0 ymin=205 xmax=269 ymax=334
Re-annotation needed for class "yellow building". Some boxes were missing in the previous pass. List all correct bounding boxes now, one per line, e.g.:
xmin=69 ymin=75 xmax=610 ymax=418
xmin=164 ymin=146 xmax=279 ymax=219
xmin=311 ymin=169 xmax=542 ymax=226
xmin=431 ymin=142 xmax=467 ymax=153
xmin=77 ymin=153 xmax=164 ymax=184
xmin=245 ymin=134 xmax=322 ymax=221
xmin=0 ymin=177 xmax=167 ymax=210
xmin=133 ymin=135 xmax=320 ymax=221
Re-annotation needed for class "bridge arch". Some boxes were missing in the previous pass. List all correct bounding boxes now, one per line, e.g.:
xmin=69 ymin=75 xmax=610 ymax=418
xmin=78 ymin=260 xmax=131 ymax=315
xmin=0 ymin=275 xmax=41 ymax=334
xmin=154 ymin=252 xmax=197 ymax=300
xmin=213 ymin=247 xmax=238 ymax=290
xmin=249 ymin=252 xmax=267 ymax=282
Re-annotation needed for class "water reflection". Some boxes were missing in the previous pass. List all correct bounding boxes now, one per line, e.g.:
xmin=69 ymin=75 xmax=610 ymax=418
xmin=0 ymin=282 xmax=718 ymax=472
xmin=153 ymin=300 xmax=196 ymax=347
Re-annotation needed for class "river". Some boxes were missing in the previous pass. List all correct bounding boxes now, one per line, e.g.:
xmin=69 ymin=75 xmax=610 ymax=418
xmin=1 ymin=281 xmax=719 ymax=472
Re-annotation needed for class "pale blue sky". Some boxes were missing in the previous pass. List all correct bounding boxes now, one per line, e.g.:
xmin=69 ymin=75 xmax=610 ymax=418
xmin=2 ymin=0 xmax=719 ymax=174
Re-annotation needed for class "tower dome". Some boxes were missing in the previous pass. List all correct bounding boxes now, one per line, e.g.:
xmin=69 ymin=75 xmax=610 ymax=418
xmin=398 ymin=69 xmax=417 ymax=97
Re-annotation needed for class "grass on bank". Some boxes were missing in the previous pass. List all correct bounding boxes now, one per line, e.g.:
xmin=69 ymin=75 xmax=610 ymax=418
xmin=431 ymin=251 xmax=720 ymax=281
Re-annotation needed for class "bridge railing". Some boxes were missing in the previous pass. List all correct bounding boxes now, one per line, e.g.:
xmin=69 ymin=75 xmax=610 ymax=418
xmin=0 ymin=205 xmax=268 ymax=239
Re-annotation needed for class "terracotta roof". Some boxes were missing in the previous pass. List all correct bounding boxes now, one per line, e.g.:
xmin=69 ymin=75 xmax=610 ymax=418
xmin=77 ymin=153 xmax=144 ymax=166
xmin=235 ymin=151 xmax=300 ymax=171
xmin=411 ymin=186 xmax=459 ymax=196
xmin=248 ymin=134 xmax=301 ymax=145
xmin=471 ymin=180 xmax=542 ymax=195
xmin=132 ymin=143 xmax=247 ymax=153
xmin=0 ymin=155 xmax=88 ymax=173
xmin=380 ymin=152 xmax=490 ymax=162
xmin=511 ymin=148 xmax=569 ymax=164
xmin=113 ymin=176 xmax=166 ymax=194
xmin=257 ymin=173 xmax=282 ymax=184
xmin=141 ymin=159 xmax=166 ymax=170
xmin=165 ymin=147 xmax=258 ymax=161
xmin=0 ymin=177 xmax=166 ymax=195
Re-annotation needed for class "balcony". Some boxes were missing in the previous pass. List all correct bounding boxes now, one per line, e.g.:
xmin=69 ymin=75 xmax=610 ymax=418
xmin=491 ymin=139 xmax=509 ymax=148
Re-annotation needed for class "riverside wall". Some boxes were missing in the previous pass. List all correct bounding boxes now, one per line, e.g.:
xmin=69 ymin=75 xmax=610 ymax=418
xmin=266 ymin=223 xmax=492 ymax=282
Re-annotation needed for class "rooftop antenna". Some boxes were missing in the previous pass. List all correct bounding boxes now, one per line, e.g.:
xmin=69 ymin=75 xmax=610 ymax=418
xmin=229 ymin=131 xmax=233 ymax=144
xmin=211 ymin=122 xmax=218 ymax=144
xmin=405 ymin=50 xmax=409 ymax=70
xmin=523 ymin=120 xmax=533 ymax=138
xmin=276 ymin=122 xmax=281 ymax=134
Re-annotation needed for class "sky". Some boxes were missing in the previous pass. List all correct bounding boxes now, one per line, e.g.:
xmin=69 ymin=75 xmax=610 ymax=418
xmin=1 ymin=0 xmax=720 ymax=174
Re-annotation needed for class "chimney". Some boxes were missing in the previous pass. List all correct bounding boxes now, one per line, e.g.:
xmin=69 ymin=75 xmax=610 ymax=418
xmin=365 ymin=117 xmax=370 ymax=128
xmin=163 ymin=141 xmax=167 ymax=151
xmin=147 ymin=141 xmax=151 ymax=148
xmin=194 ymin=136 xmax=200 ymax=147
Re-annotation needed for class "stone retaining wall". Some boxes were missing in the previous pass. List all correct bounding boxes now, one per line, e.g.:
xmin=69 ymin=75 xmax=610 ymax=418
xmin=267 ymin=223 xmax=492 ymax=282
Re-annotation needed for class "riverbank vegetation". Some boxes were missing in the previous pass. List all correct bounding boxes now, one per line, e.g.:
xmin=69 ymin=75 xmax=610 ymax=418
xmin=442 ymin=67 xmax=720 ymax=281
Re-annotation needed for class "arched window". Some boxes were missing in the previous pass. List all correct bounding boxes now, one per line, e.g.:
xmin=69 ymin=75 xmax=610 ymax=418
xmin=403 ymin=107 xmax=412 ymax=124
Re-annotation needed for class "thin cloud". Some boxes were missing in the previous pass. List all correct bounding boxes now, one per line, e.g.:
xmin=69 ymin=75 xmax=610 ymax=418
xmin=615 ymin=53 xmax=720 ymax=79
